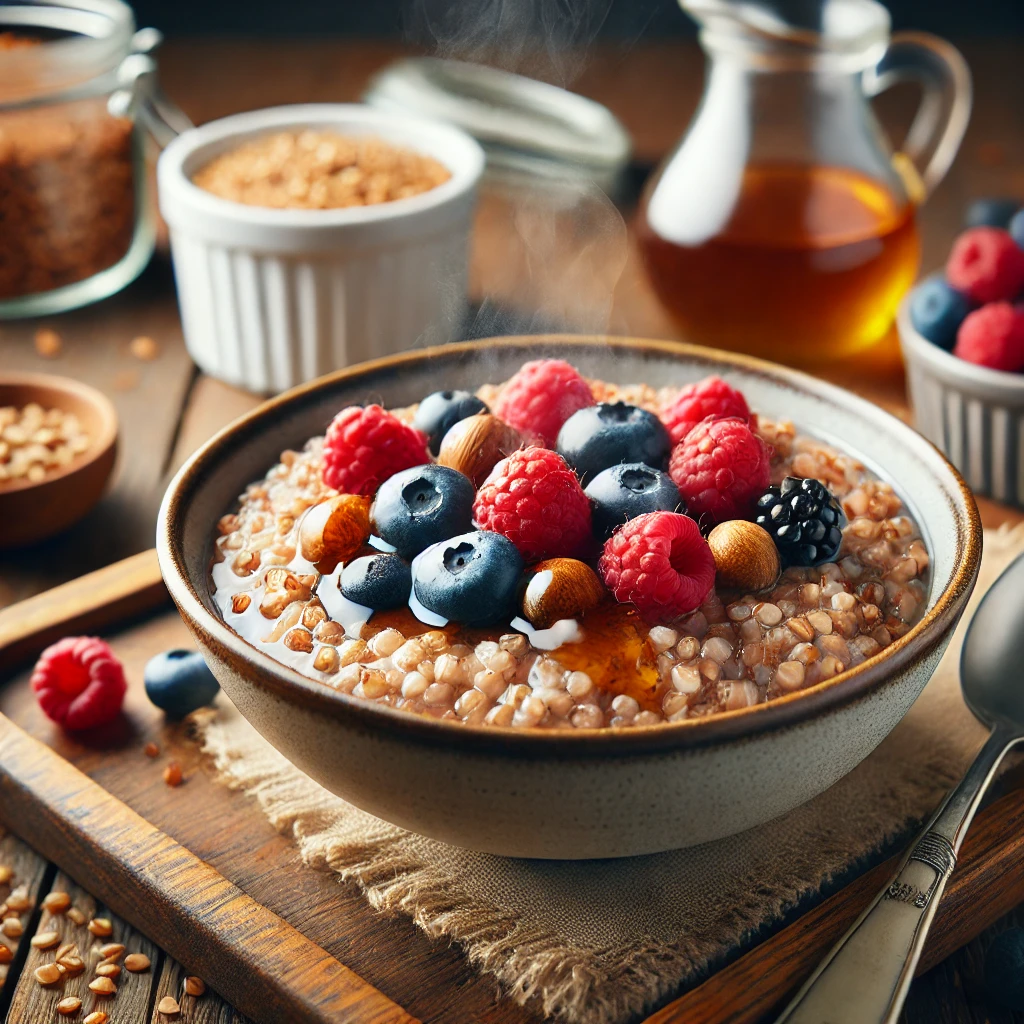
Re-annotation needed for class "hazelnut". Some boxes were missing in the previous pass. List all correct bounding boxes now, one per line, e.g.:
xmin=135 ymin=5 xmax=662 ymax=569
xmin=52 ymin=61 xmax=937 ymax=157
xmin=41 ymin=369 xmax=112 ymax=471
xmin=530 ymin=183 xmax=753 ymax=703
xmin=298 ymin=494 xmax=371 ymax=571
xmin=707 ymin=521 xmax=780 ymax=593
xmin=437 ymin=414 xmax=522 ymax=486
xmin=520 ymin=558 xmax=605 ymax=629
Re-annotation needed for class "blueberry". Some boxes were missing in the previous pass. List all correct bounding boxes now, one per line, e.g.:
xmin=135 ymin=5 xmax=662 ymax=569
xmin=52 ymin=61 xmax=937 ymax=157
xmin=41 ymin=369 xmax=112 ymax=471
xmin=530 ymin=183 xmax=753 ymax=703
xmin=585 ymin=463 xmax=683 ymax=540
xmin=1010 ymin=208 xmax=1024 ymax=252
xmin=412 ymin=530 xmax=523 ymax=625
xmin=965 ymin=197 xmax=1021 ymax=230
xmin=144 ymin=649 xmax=220 ymax=719
xmin=371 ymin=464 xmax=475 ymax=559
xmin=340 ymin=553 xmax=412 ymax=610
xmin=557 ymin=402 xmax=671 ymax=483
xmin=909 ymin=277 xmax=972 ymax=350
xmin=984 ymin=928 xmax=1024 ymax=1011
xmin=412 ymin=390 xmax=488 ymax=454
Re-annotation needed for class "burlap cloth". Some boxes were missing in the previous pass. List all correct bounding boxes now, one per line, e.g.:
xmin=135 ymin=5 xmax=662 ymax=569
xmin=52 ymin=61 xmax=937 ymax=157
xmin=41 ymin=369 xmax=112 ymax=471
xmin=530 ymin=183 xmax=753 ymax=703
xmin=197 ymin=526 xmax=1022 ymax=1024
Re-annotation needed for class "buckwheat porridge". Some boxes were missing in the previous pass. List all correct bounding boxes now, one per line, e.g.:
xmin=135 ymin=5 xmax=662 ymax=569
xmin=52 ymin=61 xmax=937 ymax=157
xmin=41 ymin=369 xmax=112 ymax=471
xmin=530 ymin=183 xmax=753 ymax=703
xmin=210 ymin=360 xmax=929 ymax=730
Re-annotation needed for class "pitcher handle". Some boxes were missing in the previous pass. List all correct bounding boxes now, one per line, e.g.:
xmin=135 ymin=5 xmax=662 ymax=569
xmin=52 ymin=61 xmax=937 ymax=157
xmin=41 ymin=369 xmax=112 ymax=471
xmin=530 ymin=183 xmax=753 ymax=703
xmin=864 ymin=32 xmax=971 ymax=200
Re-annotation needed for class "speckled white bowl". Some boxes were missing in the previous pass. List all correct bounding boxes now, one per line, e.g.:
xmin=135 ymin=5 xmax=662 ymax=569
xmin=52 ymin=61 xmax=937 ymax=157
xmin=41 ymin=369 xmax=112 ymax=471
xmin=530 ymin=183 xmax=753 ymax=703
xmin=158 ymin=336 xmax=980 ymax=859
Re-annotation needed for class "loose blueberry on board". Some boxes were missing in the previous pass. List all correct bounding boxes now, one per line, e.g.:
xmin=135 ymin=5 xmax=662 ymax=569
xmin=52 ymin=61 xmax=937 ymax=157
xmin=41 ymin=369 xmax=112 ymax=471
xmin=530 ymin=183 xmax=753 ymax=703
xmin=412 ymin=390 xmax=489 ymax=455
xmin=340 ymin=553 xmax=412 ymax=610
xmin=556 ymin=402 xmax=671 ymax=482
xmin=1011 ymin=207 xmax=1024 ymax=252
xmin=144 ymin=650 xmax=220 ymax=719
xmin=984 ymin=928 xmax=1024 ymax=1011
xmin=965 ymin=198 xmax=1021 ymax=231
xmin=371 ymin=464 xmax=475 ymax=559
xmin=755 ymin=477 xmax=845 ymax=567
xmin=585 ymin=462 xmax=683 ymax=540
xmin=909 ymin=277 xmax=972 ymax=350
xmin=412 ymin=530 xmax=524 ymax=625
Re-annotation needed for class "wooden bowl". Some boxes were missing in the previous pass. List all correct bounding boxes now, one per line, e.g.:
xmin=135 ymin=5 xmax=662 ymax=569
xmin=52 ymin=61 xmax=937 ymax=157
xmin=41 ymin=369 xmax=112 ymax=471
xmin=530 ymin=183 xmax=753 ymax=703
xmin=158 ymin=336 xmax=981 ymax=858
xmin=0 ymin=373 xmax=118 ymax=548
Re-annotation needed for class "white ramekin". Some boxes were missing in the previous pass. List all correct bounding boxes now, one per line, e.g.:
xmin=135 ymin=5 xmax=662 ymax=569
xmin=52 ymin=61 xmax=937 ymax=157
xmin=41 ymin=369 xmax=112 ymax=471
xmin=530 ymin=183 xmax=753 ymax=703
xmin=898 ymin=291 xmax=1024 ymax=507
xmin=158 ymin=104 xmax=485 ymax=394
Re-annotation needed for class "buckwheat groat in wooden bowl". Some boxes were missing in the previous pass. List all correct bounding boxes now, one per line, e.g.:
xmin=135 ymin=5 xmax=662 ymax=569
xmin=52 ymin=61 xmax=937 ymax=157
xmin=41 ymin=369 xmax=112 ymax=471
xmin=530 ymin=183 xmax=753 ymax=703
xmin=159 ymin=336 xmax=979 ymax=859
xmin=0 ymin=372 xmax=118 ymax=548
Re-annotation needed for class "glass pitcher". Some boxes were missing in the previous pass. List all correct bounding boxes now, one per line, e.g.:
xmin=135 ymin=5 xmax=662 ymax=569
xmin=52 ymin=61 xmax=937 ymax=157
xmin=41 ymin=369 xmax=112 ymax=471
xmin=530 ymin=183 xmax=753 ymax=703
xmin=638 ymin=0 xmax=971 ymax=363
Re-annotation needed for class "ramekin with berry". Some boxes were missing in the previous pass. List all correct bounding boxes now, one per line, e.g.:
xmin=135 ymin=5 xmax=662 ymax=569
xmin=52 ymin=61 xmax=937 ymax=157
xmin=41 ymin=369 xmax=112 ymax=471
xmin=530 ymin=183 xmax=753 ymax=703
xmin=898 ymin=199 xmax=1024 ymax=505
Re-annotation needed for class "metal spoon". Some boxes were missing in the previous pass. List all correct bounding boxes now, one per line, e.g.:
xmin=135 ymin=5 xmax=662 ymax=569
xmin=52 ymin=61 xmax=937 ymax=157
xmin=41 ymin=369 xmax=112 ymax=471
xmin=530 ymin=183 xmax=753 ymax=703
xmin=776 ymin=551 xmax=1024 ymax=1024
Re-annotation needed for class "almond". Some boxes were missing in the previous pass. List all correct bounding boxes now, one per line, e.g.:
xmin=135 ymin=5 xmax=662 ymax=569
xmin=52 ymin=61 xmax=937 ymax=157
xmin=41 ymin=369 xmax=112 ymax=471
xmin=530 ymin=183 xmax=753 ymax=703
xmin=437 ymin=414 xmax=522 ymax=487
xmin=88 ymin=976 xmax=117 ymax=995
xmin=297 ymin=494 xmax=370 ymax=571
xmin=521 ymin=558 xmax=605 ymax=629
xmin=124 ymin=952 xmax=151 ymax=972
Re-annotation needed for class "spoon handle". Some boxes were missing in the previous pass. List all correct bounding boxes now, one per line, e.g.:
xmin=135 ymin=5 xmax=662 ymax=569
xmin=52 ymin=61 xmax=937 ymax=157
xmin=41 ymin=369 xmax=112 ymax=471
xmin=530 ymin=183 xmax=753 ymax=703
xmin=775 ymin=727 xmax=1017 ymax=1024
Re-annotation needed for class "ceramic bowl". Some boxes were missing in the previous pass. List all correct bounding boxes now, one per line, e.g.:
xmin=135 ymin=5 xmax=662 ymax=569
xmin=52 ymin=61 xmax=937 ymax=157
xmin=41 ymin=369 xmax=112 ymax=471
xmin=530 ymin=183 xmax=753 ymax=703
xmin=0 ymin=372 xmax=118 ymax=548
xmin=158 ymin=337 xmax=980 ymax=859
xmin=898 ymin=283 xmax=1024 ymax=507
xmin=158 ymin=104 xmax=485 ymax=395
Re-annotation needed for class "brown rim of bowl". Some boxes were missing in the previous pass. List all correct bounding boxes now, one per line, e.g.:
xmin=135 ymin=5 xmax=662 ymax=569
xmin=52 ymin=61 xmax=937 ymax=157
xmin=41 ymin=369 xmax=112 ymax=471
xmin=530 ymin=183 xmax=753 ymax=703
xmin=0 ymin=371 xmax=118 ymax=495
xmin=158 ymin=335 xmax=982 ymax=757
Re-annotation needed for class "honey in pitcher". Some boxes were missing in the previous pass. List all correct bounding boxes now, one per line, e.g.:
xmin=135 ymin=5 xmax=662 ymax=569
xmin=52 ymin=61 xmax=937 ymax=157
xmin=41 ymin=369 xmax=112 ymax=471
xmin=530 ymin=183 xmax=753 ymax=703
xmin=638 ymin=163 xmax=920 ymax=362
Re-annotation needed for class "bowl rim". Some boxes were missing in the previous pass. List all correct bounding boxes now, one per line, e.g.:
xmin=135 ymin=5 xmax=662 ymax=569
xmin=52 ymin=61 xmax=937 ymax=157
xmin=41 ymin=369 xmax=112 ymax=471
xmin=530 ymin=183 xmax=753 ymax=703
xmin=157 ymin=102 xmax=486 ymax=232
xmin=897 ymin=280 xmax=1024 ymax=401
xmin=0 ymin=370 xmax=118 ymax=496
xmin=158 ymin=335 xmax=982 ymax=756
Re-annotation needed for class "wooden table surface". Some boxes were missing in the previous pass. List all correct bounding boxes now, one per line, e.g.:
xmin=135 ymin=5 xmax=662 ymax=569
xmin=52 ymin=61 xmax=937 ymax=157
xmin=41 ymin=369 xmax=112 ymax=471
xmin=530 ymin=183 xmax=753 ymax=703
xmin=1 ymin=35 xmax=1023 ymax=1024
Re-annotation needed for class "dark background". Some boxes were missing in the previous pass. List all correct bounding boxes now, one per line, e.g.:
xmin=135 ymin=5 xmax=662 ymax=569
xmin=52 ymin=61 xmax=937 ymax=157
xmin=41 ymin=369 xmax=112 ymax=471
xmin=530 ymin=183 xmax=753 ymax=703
xmin=130 ymin=0 xmax=1024 ymax=39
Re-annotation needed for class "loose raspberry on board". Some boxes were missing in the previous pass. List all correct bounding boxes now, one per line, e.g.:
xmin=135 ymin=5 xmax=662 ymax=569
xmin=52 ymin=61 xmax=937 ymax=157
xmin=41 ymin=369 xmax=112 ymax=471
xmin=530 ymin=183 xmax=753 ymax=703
xmin=31 ymin=636 xmax=127 ymax=731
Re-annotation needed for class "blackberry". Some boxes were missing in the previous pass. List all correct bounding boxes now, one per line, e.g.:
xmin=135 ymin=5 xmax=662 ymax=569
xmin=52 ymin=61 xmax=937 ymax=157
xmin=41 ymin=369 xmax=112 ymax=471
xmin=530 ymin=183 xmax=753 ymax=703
xmin=755 ymin=477 xmax=845 ymax=567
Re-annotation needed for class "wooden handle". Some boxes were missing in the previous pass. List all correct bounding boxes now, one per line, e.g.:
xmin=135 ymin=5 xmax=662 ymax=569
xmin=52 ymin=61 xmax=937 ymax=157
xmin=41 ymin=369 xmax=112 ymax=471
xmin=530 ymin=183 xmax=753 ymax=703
xmin=0 ymin=715 xmax=419 ymax=1024
xmin=0 ymin=549 xmax=167 ymax=670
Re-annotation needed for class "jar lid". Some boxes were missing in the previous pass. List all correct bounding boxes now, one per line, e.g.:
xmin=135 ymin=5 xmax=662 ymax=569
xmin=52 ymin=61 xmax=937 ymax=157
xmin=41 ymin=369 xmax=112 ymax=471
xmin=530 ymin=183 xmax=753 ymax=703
xmin=0 ymin=0 xmax=135 ymax=104
xmin=363 ymin=57 xmax=632 ymax=185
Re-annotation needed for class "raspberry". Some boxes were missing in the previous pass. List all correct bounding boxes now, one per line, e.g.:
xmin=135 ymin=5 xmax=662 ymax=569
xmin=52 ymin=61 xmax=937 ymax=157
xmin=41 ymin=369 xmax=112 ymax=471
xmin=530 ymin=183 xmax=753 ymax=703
xmin=953 ymin=302 xmax=1024 ymax=372
xmin=661 ymin=376 xmax=752 ymax=445
xmin=946 ymin=227 xmax=1024 ymax=305
xmin=322 ymin=404 xmax=429 ymax=496
xmin=598 ymin=511 xmax=715 ymax=622
xmin=669 ymin=417 xmax=772 ymax=525
xmin=31 ymin=636 xmax=127 ymax=731
xmin=494 ymin=359 xmax=594 ymax=447
xmin=473 ymin=446 xmax=592 ymax=562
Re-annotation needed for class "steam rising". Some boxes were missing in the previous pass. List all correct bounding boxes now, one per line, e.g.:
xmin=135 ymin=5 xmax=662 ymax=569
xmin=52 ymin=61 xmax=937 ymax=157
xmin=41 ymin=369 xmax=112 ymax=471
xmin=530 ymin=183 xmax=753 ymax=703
xmin=407 ymin=0 xmax=614 ymax=85
xmin=406 ymin=0 xmax=630 ymax=341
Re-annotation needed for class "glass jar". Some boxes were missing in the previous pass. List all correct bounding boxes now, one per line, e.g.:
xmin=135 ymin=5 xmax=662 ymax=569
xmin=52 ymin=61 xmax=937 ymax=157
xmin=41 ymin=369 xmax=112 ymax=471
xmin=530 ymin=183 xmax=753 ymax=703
xmin=638 ymin=0 xmax=971 ymax=363
xmin=0 ymin=0 xmax=160 ymax=318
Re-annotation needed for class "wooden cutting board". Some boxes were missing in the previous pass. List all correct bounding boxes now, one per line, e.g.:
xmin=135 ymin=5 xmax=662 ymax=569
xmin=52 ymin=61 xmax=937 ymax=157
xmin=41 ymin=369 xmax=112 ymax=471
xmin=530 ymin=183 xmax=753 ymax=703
xmin=2 ymin=551 xmax=1023 ymax=1024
